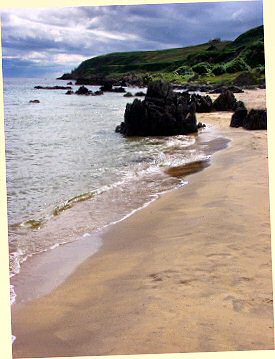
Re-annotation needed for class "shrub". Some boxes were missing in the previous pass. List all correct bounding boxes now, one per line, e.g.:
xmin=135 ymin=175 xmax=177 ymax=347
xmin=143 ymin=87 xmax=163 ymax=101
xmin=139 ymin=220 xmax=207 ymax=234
xmin=225 ymin=57 xmax=250 ymax=73
xmin=212 ymin=64 xmax=226 ymax=75
xmin=192 ymin=62 xmax=212 ymax=75
xmin=175 ymin=65 xmax=193 ymax=76
xmin=242 ymin=41 xmax=265 ymax=67
xmin=252 ymin=65 xmax=265 ymax=75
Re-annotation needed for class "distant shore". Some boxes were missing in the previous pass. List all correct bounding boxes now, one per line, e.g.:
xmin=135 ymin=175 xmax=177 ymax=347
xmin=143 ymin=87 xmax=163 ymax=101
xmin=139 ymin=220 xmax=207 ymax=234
xmin=12 ymin=89 xmax=274 ymax=357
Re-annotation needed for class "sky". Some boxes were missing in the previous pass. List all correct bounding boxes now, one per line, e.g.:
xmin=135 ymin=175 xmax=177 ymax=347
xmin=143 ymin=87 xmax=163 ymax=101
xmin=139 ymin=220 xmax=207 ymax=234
xmin=0 ymin=1 xmax=264 ymax=78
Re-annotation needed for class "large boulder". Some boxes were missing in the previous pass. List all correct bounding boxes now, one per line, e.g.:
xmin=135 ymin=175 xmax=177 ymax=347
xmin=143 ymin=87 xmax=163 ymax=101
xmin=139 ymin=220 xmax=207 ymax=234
xmin=243 ymin=109 xmax=267 ymax=130
xmin=65 ymin=90 xmax=74 ymax=95
xmin=190 ymin=94 xmax=213 ymax=113
xmin=213 ymin=90 xmax=237 ymax=111
xmin=230 ymin=106 xmax=267 ymax=130
xmin=100 ymin=81 xmax=115 ymax=92
xmin=75 ymin=85 xmax=90 ymax=95
xmin=116 ymin=80 xmax=198 ymax=136
xmin=112 ymin=87 xmax=126 ymax=93
xmin=124 ymin=92 xmax=133 ymax=97
xmin=230 ymin=101 xmax=248 ymax=128
xmin=94 ymin=90 xmax=104 ymax=96
xmin=233 ymin=71 xmax=257 ymax=87
xmin=135 ymin=91 xmax=146 ymax=97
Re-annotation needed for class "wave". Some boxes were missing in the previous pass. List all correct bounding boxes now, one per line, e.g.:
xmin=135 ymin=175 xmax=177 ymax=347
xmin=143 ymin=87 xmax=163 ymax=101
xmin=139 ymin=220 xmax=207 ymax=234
xmin=8 ymin=133 xmax=230 ymax=310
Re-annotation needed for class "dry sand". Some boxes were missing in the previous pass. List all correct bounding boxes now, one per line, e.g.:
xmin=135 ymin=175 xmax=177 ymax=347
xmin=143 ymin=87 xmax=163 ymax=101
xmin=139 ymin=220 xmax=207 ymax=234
xmin=12 ymin=89 xmax=274 ymax=357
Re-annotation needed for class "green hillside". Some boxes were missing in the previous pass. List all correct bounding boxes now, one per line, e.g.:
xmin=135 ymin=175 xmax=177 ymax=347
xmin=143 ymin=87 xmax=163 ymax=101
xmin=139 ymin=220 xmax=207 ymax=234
xmin=60 ymin=25 xmax=265 ymax=85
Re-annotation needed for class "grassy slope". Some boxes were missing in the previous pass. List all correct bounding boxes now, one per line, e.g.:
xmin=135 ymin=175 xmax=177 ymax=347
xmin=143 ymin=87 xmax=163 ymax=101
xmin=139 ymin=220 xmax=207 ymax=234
xmin=66 ymin=25 xmax=264 ymax=85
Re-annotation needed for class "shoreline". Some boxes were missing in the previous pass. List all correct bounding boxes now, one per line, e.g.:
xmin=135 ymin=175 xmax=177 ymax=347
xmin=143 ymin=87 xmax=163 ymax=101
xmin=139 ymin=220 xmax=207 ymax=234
xmin=11 ymin=128 xmax=229 ymax=306
xmin=12 ymin=89 xmax=274 ymax=356
xmin=11 ymin=137 xmax=227 ymax=306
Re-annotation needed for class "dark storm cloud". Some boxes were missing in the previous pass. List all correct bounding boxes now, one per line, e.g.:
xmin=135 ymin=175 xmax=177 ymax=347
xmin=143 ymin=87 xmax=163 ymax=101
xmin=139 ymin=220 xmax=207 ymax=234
xmin=0 ymin=1 xmax=263 ymax=78
xmin=2 ymin=57 xmax=65 ymax=78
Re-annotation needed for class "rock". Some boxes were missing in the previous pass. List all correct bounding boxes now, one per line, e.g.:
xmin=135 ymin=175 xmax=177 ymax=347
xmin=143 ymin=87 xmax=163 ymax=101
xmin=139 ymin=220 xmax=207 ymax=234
xmin=233 ymin=71 xmax=257 ymax=86
xmin=100 ymin=81 xmax=125 ymax=93
xmin=75 ymin=85 xmax=89 ymax=95
xmin=228 ymin=86 xmax=244 ymax=93
xmin=100 ymin=81 xmax=114 ymax=92
xmin=213 ymin=90 xmax=237 ymax=111
xmin=209 ymin=86 xmax=227 ymax=94
xmin=198 ymin=85 xmax=213 ymax=92
xmin=65 ymin=90 xmax=74 ymax=95
xmin=134 ymin=91 xmax=146 ymax=97
xmin=67 ymin=82 xmax=73 ymax=85
xmin=34 ymin=86 xmax=72 ymax=90
xmin=116 ymin=80 xmax=198 ymax=136
xmin=124 ymin=92 xmax=133 ymax=97
xmin=94 ymin=90 xmax=104 ymax=96
xmin=114 ymin=80 xmax=127 ymax=87
xmin=29 ymin=99 xmax=40 ymax=103
xmin=112 ymin=87 xmax=126 ymax=93
xmin=243 ymin=109 xmax=267 ymax=130
xmin=230 ymin=101 xmax=248 ymax=128
xmin=197 ymin=122 xmax=206 ymax=129
xmin=210 ymin=85 xmax=244 ymax=94
xmin=190 ymin=94 xmax=213 ymax=113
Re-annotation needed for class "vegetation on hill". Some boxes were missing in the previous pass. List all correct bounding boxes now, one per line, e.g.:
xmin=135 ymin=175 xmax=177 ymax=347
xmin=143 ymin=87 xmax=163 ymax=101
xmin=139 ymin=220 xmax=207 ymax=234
xmin=59 ymin=25 xmax=265 ymax=86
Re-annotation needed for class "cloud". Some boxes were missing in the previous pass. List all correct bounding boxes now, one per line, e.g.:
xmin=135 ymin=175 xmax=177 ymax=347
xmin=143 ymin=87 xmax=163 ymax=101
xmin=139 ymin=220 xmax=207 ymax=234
xmin=0 ymin=1 xmax=264 ymax=78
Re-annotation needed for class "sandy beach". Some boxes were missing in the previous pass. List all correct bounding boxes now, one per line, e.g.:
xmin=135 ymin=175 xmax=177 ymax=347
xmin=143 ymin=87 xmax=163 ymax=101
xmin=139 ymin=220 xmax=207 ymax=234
xmin=12 ymin=89 xmax=274 ymax=357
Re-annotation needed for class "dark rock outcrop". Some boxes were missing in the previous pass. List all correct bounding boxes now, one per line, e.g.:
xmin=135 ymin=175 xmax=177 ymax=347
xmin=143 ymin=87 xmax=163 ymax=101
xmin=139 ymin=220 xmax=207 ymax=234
xmin=213 ymin=90 xmax=237 ymax=111
xmin=228 ymin=86 xmax=244 ymax=93
xmin=116 ymin=80 xmax=198 ymax=136
xmin=75 ymin=85 xmax=90 ymax=95
xmin=210 ymin=86 xmax=244 ymax=94
xmin=230 ymin=101 xmax=248 ymax=128
xmin=67 ymin=82 xmax=73 ymax=85
xmin=100 ymin=81 xmax=126 ymax=93
xmin=124 ymin=92 xmax=133 ymax=97
xmin=233 ymin=71 xmax=257 ymax=86
xmin=243 ymin=109 xmax=267 ymax=130
xmin=197 ymin=122 xmax=206 ymax=129
xmin=29 ymin=99 xmax=40 ymax=103
xmin=94 ymin=90 xmax=104 ymax=96
xmin=100 ymin=81 xmax=115 ymax=92
xmin=112 ymin=87 xmax=126 ymax=93
xmin=231 ymin=105 xmax=267 ymax=130
xmin=68 ymin=87 xmax=103 ymax=96
xmin=135 ymin=91 xmax=146 ymax=97
xmin=190 ymin=94 xmax=213 ymax=113
xmin=34 ymin=86 xmax=72 ymax=90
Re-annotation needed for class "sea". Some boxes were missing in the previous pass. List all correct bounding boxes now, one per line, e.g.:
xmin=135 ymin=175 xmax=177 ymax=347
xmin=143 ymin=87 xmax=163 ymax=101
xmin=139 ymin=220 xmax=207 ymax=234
xmin=3 ymin=77 xmax=223 ymax=306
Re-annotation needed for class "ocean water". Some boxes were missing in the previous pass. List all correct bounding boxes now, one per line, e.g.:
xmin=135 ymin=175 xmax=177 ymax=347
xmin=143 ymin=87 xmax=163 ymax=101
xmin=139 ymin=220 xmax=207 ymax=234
xmin=4 ymin=77 xmax=221 ymax=304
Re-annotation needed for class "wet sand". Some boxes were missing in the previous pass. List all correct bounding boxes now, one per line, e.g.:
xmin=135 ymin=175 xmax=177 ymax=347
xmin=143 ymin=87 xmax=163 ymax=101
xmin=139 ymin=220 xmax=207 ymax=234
xmin=12 ymin=89 xmax=274 ymax=357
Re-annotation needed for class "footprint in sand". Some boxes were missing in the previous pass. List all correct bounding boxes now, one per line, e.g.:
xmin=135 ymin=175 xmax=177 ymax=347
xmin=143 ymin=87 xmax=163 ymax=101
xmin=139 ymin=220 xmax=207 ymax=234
xmin=223 ymin=295 xmax=253 ymax=313
xmin=145 ymin=270 xmax=197 ymax=289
